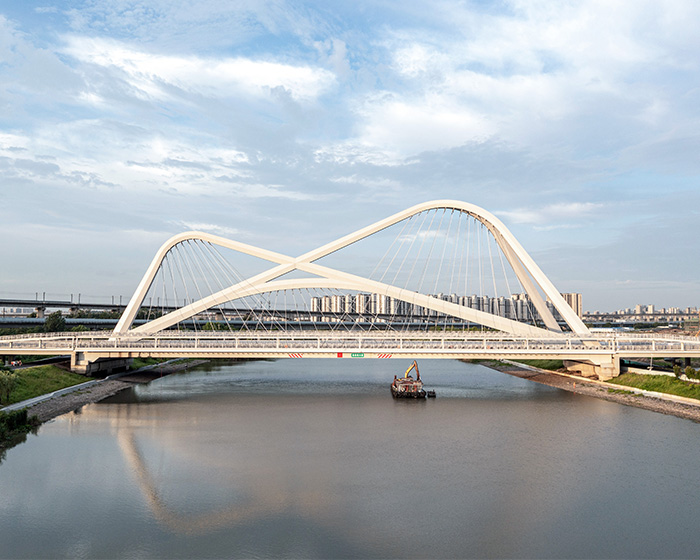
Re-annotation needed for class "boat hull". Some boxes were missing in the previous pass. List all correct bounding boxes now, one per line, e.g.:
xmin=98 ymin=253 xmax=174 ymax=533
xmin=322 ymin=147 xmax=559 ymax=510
xmin=390 ymin=386 xmax=427 ymax=399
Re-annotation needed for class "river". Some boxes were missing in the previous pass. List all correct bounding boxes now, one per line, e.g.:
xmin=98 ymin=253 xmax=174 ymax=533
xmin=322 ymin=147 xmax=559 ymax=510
xmin=2 ymin=359 xmax=700 ymax=559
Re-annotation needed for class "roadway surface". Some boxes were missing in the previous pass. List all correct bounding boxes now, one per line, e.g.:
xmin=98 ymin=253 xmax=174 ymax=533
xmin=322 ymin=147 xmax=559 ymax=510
xmin=2 ymin=329 xmax=700 ymax=364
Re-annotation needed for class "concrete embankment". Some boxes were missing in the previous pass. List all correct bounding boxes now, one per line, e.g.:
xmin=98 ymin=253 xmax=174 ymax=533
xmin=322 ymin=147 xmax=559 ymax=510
xmin=7 ymin=360 xmax=209 ymax=423
xmin=492 ymin=360 xmax=700 ymax=423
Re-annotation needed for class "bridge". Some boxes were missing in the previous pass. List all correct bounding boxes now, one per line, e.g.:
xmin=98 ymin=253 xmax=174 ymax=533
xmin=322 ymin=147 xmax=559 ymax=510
xmin=2 ymin=200 xmax=699 ymax=379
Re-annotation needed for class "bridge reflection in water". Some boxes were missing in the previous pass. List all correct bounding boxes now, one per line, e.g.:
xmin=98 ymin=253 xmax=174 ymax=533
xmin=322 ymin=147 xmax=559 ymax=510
xmin=68 ymin=359 xmax=573 ymax=553
xmin=26 ymin=357 xmax=700 ymax=560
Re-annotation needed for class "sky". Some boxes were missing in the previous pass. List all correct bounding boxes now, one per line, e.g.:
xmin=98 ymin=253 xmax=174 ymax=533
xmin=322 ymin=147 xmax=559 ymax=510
xmin=1 ymin=0 xmax=699 ymax=312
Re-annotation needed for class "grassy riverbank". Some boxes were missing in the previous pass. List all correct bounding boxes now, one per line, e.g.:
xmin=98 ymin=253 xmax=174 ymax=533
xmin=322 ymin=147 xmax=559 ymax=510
xmin=607 ymin=373 xmax=700 ymax=401
xmin=3 ymin=365 xmax=87 ymax=406
xmin=514 ymin=360 xmax=700 ymax=403
xmin=513 ymin=359 xmax=565 ymax=371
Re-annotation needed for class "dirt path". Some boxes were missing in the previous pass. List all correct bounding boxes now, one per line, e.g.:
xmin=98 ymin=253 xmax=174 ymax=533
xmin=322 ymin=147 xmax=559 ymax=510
xmin=489 ymin=361 xmax=700 ymax=423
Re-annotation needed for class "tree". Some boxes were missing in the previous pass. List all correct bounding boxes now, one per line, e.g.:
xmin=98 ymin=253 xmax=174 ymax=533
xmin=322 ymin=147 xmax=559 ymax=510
xmin=0 ymin=371 xmax=17 ymax=405
xmin=44 ymin=311 xmax=66 ymax=333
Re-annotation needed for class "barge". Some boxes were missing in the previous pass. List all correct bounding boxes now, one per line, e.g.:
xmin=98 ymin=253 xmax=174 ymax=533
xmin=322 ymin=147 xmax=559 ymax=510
xmin=391 ymin=361 xmax=435 ymax=399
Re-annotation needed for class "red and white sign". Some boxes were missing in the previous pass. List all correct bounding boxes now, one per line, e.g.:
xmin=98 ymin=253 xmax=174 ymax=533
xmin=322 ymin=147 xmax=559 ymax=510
xmin=288 ymin=353 xmax=303 ymax=358
xmin=377 ymin=354 xmax=392 ymax=359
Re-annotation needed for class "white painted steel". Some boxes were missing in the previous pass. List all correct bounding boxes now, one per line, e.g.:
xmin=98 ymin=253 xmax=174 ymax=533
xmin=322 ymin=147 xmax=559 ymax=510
xmin=113 ymin=200 xmax=590 ymax=336
xmin=3 ymin=331 xmax=700 ymax=360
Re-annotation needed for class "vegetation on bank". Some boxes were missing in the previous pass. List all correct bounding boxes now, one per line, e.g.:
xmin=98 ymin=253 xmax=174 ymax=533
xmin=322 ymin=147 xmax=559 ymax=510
xmin=671 ymin=364 xmax=700 ymax=379
xmin=130 ymin=357 xmax=170 ymax=369
xmin=0 ymin=408 xmax=40 ymax=457
xmin=607 ymin=388 xmax=638 ymax=395
xmin=0 ymin=365 xmax=87 ymax=406
xmin=608 ymin=373 xmax=700 ymax=401
xmin=514 ymin=359 xmax=565 ymax=371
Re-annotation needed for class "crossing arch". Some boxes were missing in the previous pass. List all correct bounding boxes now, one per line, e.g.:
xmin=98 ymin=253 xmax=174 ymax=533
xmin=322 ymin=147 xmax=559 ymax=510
xmin=113 ymin=200 xmax=589 ymax=337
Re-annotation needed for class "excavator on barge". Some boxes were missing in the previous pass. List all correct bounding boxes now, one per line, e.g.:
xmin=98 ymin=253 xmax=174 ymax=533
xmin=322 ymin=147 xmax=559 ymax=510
xmin=391 ymin=361 xmax=436 ymax=399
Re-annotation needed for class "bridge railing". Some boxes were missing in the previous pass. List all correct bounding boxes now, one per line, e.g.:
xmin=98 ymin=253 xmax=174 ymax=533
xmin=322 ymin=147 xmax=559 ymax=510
xmin=2 ymin=330 xmax=700 ymax=354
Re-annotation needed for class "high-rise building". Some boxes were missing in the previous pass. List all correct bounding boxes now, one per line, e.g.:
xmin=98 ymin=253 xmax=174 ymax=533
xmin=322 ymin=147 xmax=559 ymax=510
xmin=344 ymin=294 xmax=355 ymax=314
xmin=562 ymin=293 xmax=582 ymax=318
xmin=356 ymin=293 xmax=371 ymax=315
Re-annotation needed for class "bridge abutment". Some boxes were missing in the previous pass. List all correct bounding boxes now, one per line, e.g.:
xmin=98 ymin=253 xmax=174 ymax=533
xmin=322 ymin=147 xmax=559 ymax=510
xmin=564 ymin=356 xmax=620 ymax=381
xmin=71 ymin=352 xmax=131 ymax=376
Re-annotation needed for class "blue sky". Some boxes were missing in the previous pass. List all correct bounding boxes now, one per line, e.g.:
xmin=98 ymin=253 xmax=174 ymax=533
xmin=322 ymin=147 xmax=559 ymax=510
xmin=1 ymin=0 xmax=699 ymax=311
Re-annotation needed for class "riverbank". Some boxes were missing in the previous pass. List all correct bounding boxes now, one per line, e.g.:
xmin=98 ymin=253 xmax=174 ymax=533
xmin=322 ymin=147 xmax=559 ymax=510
xmin=17 ymin=359 xmax=210 ymax=423
xmin=491 ymin=360 xmax=700 ymax=423
xmin=12 ymin=358 xmax=700 ymax=427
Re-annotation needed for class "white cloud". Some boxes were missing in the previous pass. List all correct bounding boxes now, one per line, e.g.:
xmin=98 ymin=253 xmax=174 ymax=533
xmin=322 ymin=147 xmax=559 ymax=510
xmin=174 ymin=222 xmax=243 ymax=238
xmin=342 ymin=0 xmax=700 ymax=158
xmin=496 ymin=202 xmax=604 ymax=225
xmin=393 ymin=44 xmax=447 ymax=78
xmin=0 ymin=120 xmax=316 ymax=201
xmin=2 ymin=1 xmax=700 ymax=309
xmin=0 ymin=133 xmax=30 ymax=154
xmin=355 ymin=95 xmax=494 ymax=155
xmin=62 ymin=36 xmax=337 ymax=103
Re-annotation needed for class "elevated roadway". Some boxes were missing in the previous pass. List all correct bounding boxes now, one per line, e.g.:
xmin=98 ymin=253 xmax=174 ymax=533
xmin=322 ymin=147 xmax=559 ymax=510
xmin=3 ymin=330 xmax=700 ymax=378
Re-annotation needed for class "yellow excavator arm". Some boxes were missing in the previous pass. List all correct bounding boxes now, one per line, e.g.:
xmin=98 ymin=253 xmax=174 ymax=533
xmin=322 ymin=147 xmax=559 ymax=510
xmin=404 ymin=360 xmax=419 ymax=379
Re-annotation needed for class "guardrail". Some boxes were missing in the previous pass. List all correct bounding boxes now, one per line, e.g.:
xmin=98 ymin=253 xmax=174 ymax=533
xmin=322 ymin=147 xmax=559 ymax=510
xmin=2 ymin=330 xmax=700 ymax=355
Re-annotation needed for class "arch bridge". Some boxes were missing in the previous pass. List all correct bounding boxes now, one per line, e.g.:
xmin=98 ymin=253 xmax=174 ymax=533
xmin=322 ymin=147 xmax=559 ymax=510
xmin=2 ymin=200 xmax=699 ymax=378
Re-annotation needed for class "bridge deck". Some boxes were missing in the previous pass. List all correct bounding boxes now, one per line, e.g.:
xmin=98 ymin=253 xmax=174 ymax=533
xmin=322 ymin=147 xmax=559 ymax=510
xmin=2 ymin=331 xmax=700 ymax=361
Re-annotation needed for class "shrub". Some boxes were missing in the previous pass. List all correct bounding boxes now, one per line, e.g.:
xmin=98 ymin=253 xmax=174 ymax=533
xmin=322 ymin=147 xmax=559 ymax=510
xmin=685 ymin=366 xmax=696 ymax=379
xmin=0 ymin=409 xmax=39 ymax=451
xmin=674 ymin=365 xmax=682 ymax=377
xmin=0 ymin=409 xmax=28 ymax=432
xmin=0 ymin=371 xmax=17 ymax=405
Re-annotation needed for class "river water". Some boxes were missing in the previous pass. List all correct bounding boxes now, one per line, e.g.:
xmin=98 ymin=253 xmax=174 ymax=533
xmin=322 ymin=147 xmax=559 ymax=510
xmin=2 ymin=359 xmax=700 ymax=559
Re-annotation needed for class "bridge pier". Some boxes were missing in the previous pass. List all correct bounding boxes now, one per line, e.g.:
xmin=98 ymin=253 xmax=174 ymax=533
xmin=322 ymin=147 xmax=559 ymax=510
xmin=564 ymin=356 xmax=620 ymax=381
xmin=71 ymin=352 xmax=131 ymax=376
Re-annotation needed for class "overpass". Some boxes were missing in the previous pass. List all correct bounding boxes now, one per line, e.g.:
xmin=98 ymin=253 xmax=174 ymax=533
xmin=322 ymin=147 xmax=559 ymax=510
xmin=3 ymin=200 xmax=699 ymax=379
xmin=2 ymin=329 xmax=700 ymax=378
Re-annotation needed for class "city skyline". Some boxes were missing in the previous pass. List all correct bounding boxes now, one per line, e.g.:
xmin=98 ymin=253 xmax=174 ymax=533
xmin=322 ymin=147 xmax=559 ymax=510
xmin=1 ymin=2 xmax=699 ymax=311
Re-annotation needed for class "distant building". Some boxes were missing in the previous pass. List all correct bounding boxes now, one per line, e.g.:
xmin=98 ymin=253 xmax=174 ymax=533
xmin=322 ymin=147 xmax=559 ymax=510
xmin=584 ymin=304 xmax=699 ymax=326
xmin=1 ymin=307 xmax=33 ymax=317
xmin=305 ymin=290 xmax=587 ymax=328
xmin=561 ymin=293 xmax=582 ymax=318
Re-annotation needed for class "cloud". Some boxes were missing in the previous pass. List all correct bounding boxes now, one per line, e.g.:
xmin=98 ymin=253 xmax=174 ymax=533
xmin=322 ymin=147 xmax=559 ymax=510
xmin=333 ymin=0 xmax=700 ymax=160
xmin=34 ymin=6 xmax=59 ymax=14
xmin=2 ymin=1 xmax=700 ymax=310
xmin=354 ymin=95 xmax=495 ymax=156
xmin=62 ymin=36 xmax=337 ymax=103
xmin=496 ymin=202 xmax=604 ymax=225
xmin=174 ymin=222 xmax=243 ymax=238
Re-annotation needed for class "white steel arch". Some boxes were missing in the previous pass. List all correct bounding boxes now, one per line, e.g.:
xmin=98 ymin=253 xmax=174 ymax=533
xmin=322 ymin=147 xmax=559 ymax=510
xmin=114 ymin=200 xmax=590 ymax=337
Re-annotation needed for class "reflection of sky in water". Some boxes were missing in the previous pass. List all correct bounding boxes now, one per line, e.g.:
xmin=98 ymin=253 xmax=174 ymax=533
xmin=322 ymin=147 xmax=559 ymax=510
xmin=130 ymin=359 xmax=557 ymax=401
xmin=3 ymin=360 xmax=700 ymax=559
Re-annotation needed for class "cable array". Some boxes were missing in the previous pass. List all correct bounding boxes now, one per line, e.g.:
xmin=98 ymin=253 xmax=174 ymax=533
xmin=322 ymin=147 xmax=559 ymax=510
xmin=134 ymin=208 xmax=561 ymax=334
